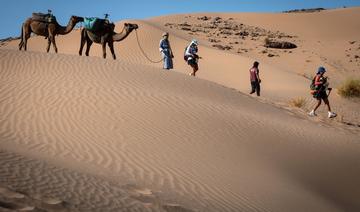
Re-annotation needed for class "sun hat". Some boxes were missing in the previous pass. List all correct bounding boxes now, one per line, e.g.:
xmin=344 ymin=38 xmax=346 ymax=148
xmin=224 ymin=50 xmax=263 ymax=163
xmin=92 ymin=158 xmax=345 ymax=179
xmin=317 ymin=66 xmax=326 ymax=74
xmin=162 ymin=32 xmax=169 ymax=37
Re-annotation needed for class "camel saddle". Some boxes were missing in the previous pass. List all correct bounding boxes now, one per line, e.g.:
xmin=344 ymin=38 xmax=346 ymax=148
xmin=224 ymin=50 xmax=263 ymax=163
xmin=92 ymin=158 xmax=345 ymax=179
xmin=32 ymin=12 xmax=57 ymax=23
xmin=84 ymin=17 xmax=112 ymax=32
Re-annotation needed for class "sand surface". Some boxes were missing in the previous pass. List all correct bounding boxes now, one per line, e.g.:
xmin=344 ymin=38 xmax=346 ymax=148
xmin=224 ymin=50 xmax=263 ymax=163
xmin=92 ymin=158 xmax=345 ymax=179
xmin=1 ymin=7 xmax=360 ymax=212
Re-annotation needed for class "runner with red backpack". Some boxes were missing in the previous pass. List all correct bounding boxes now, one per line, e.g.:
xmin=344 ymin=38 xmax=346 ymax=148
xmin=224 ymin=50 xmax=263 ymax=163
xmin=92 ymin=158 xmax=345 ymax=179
xmin=309 ymin=67 xmax=337 ymax=118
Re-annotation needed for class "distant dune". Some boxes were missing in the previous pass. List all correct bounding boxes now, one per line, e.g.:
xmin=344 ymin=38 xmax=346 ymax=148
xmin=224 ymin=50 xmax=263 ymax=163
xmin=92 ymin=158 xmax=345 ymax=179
xmin=1 ymin=7 xmax=360 ymax=211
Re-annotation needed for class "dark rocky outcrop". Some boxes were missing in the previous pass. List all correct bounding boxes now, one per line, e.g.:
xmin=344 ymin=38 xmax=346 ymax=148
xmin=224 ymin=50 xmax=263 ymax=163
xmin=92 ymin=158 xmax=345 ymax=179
xmin=212 ymin=44 xmax=232 ymax=50
xmin=198 ymin=16 xmax=211 ymax=21
xmin=209 ymin=39 xmax=221 ymax=43
xmin=265 ymin=39 xmax=297 ymax=49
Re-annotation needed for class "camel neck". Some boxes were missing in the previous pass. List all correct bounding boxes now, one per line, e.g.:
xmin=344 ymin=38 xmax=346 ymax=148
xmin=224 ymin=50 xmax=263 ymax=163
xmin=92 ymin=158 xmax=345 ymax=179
xmin=112 ymin=27 xmax=132 ymax=42
xmin=58 ymin=19 xmax=76 ymax=35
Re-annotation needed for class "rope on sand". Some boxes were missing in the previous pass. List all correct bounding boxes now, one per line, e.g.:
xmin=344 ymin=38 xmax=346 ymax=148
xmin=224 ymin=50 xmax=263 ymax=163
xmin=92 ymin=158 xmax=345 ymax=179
xmin=134 ymin=30 xmax=163 ymax=64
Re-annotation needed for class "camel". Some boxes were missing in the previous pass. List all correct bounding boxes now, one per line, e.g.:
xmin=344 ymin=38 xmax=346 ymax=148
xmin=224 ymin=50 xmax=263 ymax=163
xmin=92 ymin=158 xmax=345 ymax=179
xmin=19 ymin=15 xmax=84 ymax=53
xmin=79 ymin=22 xmax=138 ymax=59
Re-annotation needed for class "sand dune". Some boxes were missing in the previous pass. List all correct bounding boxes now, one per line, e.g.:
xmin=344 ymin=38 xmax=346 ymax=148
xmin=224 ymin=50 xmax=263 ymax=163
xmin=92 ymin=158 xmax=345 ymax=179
xmin=1 ymin=7 xmax=360 ymax=212
xmin=150 ymin=7 xmax=360 ymax=76
xmin=147 ymin=8 xmax=360 ymax=124
xmin=2 ymin=8 xmax=360 ymax=125
xmin=0 ymin=49 xmax=359 ymax=211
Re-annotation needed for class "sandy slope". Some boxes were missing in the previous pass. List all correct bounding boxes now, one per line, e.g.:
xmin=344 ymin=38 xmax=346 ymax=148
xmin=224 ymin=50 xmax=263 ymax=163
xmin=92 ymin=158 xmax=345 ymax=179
xmin=147 ymin=7 xmax=360 ymax=124
xmin=150 ymin=7 xmax=360 ymax=78
xmin=1 ymin=7 xmax=360 ymax=212
xmin=2 ymin=8 xmax=360 ymax=125
xmin=1 ymin=19 xmax=311 ymax=102
xmin=0 ymin=49 xmax=359 ymax=211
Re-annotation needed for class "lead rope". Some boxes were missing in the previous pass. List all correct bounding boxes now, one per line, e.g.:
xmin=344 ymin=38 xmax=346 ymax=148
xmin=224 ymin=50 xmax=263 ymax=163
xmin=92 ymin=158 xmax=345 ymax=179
xmin=134 ymin=29 xmax=163 ymax=63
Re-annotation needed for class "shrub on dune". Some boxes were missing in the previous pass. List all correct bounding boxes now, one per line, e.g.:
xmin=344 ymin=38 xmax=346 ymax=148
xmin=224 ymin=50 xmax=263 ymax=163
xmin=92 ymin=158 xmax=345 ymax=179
xmin=337 ymin=78 xmax=360 ymax=98
xmin=289 ymin=97 xmax=306 ymax=108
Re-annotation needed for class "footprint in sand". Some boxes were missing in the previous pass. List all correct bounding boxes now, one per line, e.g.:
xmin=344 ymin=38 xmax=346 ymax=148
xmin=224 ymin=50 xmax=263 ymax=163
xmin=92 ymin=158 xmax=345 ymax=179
xmin=0 ymin=187 xmax=36 ymax=211
xmin=41 ymin=198 xmax=63 ymax=205
xmin=134 ymin=188 xmax=153 ymax=196
xmin=131 ymin=188 xmax=157 ymax=204
xmin=0 ymin=187 xmax=25 ymax=199
xmin=0 ymin=187 xmax=69 ymax=211
xmin=163 ymin=203 xmax=195 ymax=212
xmin=124 ymin=184 xmax=154 ymax=197
xmin=0 ymin=200 xmax=36 ymax=211
xmin=132 ymin=188 xmax=195 ymax=212
xmin=124 ymin=185 xmax=195 ymax=211
xmin=32 ymin=194 xmax=67 ymax=210
xmin=17 ymin=206 xmax=36 ymax=211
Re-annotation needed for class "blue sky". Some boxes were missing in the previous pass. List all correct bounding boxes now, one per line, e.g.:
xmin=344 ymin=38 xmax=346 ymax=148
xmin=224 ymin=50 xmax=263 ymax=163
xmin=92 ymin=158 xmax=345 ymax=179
xmin=1 ymin=0 xmax=360 ymax=38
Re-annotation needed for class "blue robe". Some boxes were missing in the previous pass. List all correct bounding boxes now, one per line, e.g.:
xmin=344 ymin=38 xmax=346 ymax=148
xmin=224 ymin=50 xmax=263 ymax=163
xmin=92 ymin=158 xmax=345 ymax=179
xmin=159 ymin=39 xmax=173 ymax=69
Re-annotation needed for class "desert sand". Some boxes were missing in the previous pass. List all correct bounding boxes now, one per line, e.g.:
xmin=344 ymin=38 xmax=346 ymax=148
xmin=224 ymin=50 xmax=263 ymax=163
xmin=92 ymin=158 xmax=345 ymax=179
xmin=0 ymin=7 xmax=359 ymax=212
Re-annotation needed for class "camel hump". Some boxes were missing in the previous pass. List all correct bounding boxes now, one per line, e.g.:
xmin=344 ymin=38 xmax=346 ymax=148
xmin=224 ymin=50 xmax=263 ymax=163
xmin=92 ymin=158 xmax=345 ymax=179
xmin=84 ymin=17 xmax=111 ymax=32
xmin=32 ymin=12 xmax=57 ymax=23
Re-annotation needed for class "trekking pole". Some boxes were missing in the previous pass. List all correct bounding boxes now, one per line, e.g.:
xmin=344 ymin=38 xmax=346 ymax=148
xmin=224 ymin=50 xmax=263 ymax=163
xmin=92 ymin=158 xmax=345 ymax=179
xmin=327 ymin=87 xmax=333 ymax=96
xmin=325 ymin=77 xmax=332 ymax=97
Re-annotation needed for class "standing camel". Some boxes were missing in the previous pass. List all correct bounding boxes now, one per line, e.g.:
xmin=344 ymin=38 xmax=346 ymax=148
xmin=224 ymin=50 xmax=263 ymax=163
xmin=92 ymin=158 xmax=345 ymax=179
xmin=79 ymin=22 xmax=138 ymax=59
xmin=19 ymin=15 xmax=84 ymax=53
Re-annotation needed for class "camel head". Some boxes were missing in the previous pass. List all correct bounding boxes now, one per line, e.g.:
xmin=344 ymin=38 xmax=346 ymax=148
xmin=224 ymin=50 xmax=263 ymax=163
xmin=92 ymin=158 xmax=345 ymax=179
xmin=124 ymin=23 xmax=139 ymax=31
xmin=70 ymin=16 xmax=84 ymax=24
xmin=111 ymin=23 xmax=139 ymax=42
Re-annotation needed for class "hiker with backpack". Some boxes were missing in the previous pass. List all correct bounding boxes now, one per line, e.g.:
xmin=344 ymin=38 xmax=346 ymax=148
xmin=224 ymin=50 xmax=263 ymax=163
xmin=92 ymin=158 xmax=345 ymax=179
xmin=159 ymin=32 xmax=174 ymax=70
xmin=184 ymin=39 xmax=200 ymax=76
xmin=309 ymin=67 xmax=337 ymax=118
xmin=249 ymin=61 xmax=261 ymax=96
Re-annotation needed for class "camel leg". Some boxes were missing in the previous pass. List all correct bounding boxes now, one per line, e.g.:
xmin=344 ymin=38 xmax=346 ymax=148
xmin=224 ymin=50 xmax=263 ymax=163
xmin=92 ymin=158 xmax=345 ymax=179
xmin=19 ymin=40 xmax=24 ymax=51
xmin=102 ymin=42 xmax=107 ymax=59
xmin=22 ymin=28 xmax=31 ymax=51
xmin=23 ymin=39 xmax=27 ymax=51
xmin=23 ymin=34 xmax=30 ymax=51
xmin=19 ymin=24 xmax=29 ymax=51
xmin=79 ymin=29 xmax=86 ymax=56
xmin=51 ymin=36 xmax=58 ymax=53
xmin=19 ymin=40 xmax=23 ymax=50
xmin=21 ymin=21 xmax=32 ymax=51
xmin=85 ymin=40 xmax=93 ymax=57
xmin=108 ymin=42 xmax=116 ymax=60
xmin=18 ymin=25 xmax=24 ymax=50
xmin=79 ymin=39 xmax=85 ymax=56
xmin=46 ymin=38 xmax=51 ymax=53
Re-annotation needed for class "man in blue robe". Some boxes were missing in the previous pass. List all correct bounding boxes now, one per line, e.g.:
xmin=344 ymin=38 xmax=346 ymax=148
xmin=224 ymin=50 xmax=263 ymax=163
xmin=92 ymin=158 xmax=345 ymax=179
xmin=159 ymin=32 xmax=174 ymax=70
